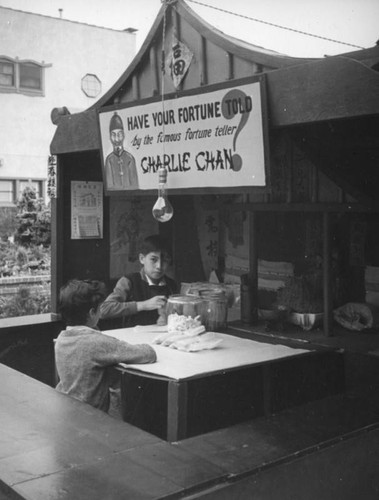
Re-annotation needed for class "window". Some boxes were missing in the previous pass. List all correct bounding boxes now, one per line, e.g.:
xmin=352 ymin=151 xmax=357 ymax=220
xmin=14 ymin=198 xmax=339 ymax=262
xmin=0 ymin=179 xmax=44 ymax=207
xmin=0 ymin=57 xmax=49 ymax=96
xmin=0 ymin=60 xmax=14 ymax=87
xmin=81 ymin=73 xmax=101 ymax=98
xmin=20 ymin=63 xmax=42 ymax=90
xmin=19 ymin=180 xmax=43 ymax=199
xmin=0 ymin=180 xmax=15 ymax=204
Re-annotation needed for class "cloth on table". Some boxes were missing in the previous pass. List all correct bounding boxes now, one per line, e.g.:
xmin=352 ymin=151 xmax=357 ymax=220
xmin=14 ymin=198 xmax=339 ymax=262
xmin=333 ymin=302 xmax=374 ymax=331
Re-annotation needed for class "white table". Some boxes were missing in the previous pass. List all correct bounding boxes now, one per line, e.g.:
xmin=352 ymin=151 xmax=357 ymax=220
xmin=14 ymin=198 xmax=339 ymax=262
xmin=104 ymin=326 xmax=312 ymax=441
xmin=104 ymin=325 xmax=309 ymax=380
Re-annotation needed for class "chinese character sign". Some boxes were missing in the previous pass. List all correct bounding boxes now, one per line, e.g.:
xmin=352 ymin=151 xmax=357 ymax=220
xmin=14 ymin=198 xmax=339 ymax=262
xmin=47 ymin=155 xmax=57 ymax=198
xmin=99 ymin=79 xmax=267 ymax=192
xmin=166 ymin=37 xmax=193 ymax=88
xmin=195 ymin=203 xmax=219 ymax=279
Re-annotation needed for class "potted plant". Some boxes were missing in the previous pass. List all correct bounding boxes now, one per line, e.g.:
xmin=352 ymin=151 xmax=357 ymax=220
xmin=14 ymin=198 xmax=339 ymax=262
xmin=276 ymin=274 xmax=323 ymax=330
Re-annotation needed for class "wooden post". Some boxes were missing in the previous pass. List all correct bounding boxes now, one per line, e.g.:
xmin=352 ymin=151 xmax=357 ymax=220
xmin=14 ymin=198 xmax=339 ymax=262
xmin=248 ymin=210 xmax=259 ymax=323
xmin=323 ymin=211 xmax=333 ymax=336
xmin=50 ymin=157 xmax=63 ymax=314
xmin=167 ymin=380 xmax=188 ymax=442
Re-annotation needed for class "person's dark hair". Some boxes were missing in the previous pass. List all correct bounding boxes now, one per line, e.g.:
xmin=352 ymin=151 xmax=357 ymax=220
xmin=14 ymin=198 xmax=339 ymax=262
xmin=59 ymin=280 xmax=107 ymax=326
xmin=139 ymin=234 xmax=172 ymax=259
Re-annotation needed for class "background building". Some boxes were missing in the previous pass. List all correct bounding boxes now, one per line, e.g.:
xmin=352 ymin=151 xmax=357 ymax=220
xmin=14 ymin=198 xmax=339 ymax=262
xmin=0 ymin=6 xmax=136 ymax=208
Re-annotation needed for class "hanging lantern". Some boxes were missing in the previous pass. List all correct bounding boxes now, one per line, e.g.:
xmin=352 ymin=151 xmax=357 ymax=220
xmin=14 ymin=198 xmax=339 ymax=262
xmin=152 ymin=165 xmax=174 ymax=222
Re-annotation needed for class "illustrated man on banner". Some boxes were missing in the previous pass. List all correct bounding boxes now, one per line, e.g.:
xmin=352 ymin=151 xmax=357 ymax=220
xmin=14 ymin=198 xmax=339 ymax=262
xmin=105 ymin=112 xmax=139 ymax=190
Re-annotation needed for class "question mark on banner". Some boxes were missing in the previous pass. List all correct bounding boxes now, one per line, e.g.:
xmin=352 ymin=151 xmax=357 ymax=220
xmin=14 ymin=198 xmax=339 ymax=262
xmin=221 ymin=89 xmax=252 ymax=171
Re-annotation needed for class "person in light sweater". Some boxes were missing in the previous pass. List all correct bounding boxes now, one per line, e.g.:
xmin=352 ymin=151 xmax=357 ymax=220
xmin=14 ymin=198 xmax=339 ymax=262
xmin=55 ymin=279 xmax=156 ymax=413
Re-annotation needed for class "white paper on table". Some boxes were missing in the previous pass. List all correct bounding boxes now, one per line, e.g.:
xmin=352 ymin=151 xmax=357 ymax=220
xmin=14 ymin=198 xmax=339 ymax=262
xmin=103 ymin=327 xmax=311 ymax=381
xmin=133 ymin=325 xmax=168 ymax=334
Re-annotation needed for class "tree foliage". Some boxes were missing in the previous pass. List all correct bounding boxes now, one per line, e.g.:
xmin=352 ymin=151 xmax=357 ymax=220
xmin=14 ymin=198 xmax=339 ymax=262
xmin=14 ymin=186 xmax=51 ymax=247
xmin=0 ymin=284 xmax=51 ymax=318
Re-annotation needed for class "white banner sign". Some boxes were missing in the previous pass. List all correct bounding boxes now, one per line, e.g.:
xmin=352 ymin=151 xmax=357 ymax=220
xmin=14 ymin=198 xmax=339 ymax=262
xmin=99 ymin=80 xmax=266 ymax=192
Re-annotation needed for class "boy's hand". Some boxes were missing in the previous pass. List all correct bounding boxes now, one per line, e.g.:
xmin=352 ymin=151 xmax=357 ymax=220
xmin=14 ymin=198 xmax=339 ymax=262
xmin=138 ymin=295 xmax=167 ymax=311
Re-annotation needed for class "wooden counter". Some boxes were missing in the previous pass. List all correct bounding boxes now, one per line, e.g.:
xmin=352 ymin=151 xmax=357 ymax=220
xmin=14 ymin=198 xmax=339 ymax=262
xmin=2 ymin=354 xmax=379 ymax=499
xmin=0 ymin=363 xmax=221 ymax=499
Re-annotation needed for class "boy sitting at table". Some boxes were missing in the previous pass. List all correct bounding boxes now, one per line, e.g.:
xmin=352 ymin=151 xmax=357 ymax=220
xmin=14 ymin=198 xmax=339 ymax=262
xmin=55 ymin=279 xmax=156 ymax=414
xmin=100 ymin=234 xmax=179 ymax=327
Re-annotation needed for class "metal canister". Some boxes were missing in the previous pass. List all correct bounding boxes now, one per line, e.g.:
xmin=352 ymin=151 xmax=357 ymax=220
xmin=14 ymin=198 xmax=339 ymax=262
xmin=166 ymin=294 xmax=204 ymax=331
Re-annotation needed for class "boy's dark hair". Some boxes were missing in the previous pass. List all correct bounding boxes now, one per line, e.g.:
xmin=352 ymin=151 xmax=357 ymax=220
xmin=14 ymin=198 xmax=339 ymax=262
xmin=139 ymin=234 xmax=172 ymax=259
xmin=59 ymin=280 xmax=107 ymax=326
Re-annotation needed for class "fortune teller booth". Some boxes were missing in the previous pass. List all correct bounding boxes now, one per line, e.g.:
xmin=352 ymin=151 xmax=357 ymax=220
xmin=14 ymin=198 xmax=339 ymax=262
xmin=3 ymin=1 xmax=379 ymax=498
xmin=48 ymin=0 xmax=379 ymax=446
xmin=50 ymin=0 xmax=379 ymax=335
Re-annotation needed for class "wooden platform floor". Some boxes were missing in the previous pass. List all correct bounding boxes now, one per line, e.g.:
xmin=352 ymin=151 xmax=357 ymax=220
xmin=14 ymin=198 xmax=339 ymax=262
xmin=2 ymin=359 xmax=379 ymax=500
xmin=2 ymin=322 xmax=379 ymax=499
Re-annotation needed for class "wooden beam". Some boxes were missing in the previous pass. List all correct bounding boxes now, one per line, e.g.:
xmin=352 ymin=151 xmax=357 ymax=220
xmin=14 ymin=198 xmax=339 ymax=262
xmin=149 ymin=46 xmax=159 ymax=96
xmin=227 ymin=51 xmax=234 ymax=80
xmin=200 ymin=35 xmax=207 ymax=86
xmin=171 ymin=7 xmax=183 ymax=92
xmin=50 ymin=156 xmax=63 ymax=314
xmin=323 ymin=212 xmax=333 ymax=336
xmin=310 ymin=164 xmax=319 ymax=203
xmin=132 ymin=74 xmax=139 ymax=101
xmin=167 ymin=380 xmax=188 ymax=442
xmin=248 ymin=210 xmax=259 ymax=324
xmin=224 ymin=202 xmax=379 ymax=213
xmin=268 ymin=56 xmax=379 ymax=127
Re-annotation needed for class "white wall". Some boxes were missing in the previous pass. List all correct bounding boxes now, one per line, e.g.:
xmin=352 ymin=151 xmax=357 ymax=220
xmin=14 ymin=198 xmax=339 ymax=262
xmin=0 ymin=7 xmax=136 ymax=194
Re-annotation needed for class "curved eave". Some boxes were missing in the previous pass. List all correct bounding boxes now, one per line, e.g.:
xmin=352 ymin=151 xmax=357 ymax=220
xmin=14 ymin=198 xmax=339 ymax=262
xmin=50 ymin=1 xmax=379 ymax=155
xmin=337 ymin=44 xmax=379 ymax=67
xmin=174 ymin=0 xmax=317 ymax=68
xmin=92 ymin=0 xmax=315 ymax=111
xmin=267 ymin=52 xmax=379 ymax=127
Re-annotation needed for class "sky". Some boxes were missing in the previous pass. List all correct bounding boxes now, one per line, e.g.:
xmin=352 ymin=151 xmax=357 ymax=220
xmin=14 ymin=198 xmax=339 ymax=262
xmin=0 ymin=0 xmax=378 ymax=57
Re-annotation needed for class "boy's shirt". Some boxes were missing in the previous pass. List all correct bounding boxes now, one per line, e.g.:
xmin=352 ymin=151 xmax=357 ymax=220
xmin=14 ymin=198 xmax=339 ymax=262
xmin=55 ymin=325 xmax=156 ymax=412
xmin=100 ymin=269 xmax=178 ymax=324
